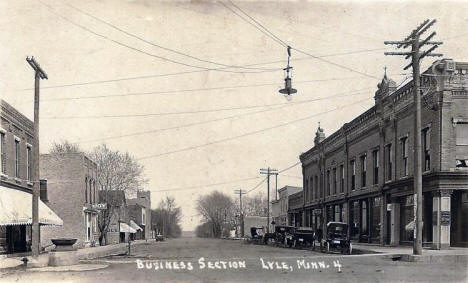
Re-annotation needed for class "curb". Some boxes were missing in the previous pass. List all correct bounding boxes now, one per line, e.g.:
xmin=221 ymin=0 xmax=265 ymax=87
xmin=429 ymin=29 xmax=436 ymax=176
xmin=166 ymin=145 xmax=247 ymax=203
xmin=399 ymin=254 xmax=468 ymax=263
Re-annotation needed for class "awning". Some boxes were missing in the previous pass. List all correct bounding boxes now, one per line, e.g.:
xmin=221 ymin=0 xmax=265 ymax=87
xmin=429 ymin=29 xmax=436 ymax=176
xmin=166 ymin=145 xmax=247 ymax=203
xmin=129 ymin=220 xmax=143 ymax=231
xmin=120 ymin=222 xmax=136 ymax=233
xmin=0 ymin=185 xmax=63 ymax=226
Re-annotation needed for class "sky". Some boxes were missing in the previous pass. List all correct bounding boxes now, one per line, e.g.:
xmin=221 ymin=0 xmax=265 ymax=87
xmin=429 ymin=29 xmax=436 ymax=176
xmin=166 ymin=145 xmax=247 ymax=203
xmin=1 ymin=0 xmax=467 ymax=231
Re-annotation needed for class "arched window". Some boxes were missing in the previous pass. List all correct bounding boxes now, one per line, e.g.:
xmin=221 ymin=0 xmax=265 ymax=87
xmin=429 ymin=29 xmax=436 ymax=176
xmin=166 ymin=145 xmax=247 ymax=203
xmin=89 ymin=179 xmax=93 ymax=204
xmin=85 ymin=177 xmax=88 ymax=203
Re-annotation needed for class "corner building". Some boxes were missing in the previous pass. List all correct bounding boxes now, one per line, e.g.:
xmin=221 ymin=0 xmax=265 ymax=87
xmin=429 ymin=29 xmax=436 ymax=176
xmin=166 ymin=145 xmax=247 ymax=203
xmin=299 ymin=59 xmax=468 ymax=248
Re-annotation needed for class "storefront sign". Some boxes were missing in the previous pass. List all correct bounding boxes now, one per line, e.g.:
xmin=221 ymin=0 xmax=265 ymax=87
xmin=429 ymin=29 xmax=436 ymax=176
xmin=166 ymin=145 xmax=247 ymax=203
xmin=440 ymin=211 xmax=451 ymax=226
xmin=313 ymin=209 xmax=322 ymax=216
xmin=92 ymin=203 xmax=107 ymax=210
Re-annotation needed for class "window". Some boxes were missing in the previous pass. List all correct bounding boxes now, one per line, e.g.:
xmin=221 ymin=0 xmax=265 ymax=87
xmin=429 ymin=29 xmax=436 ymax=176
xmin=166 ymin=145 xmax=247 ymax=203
xmin=89 ymin=179 xmax=93 ymax=204
xmin=26 ymin=145 xmax=32 ymax=181
xmin=0 ymin=132 xmax=5 ymax=174
xmin=385 ymin=144 xmax=392 ymax=181
xmin=304 ymin=179 xmax=309 ymax=202
xmin=14 ymin=139 xmax=20 ymax=178
xmin=333 ymin=168 xmax=337 ymax=195
xmin=401 ymin=137 xmax=408 ymax=177
xmin=340 ymin=165 xmax=344 ymax=193
xmin=326 ymin=170 xmax=330 ymax=196
xmin=311 ymin=177 xmax=314 ymax=200
xmin=372 ymin=150 xmax=379 ymax=185
xmin=350 ymin=160 xmax=356 ymax=190
xmin=422 ymin=128 xmax=431 ymax=171
xmin=360 ymin=155 xmax=367 ymax=188
xmin=85 ymin=178 xmax=88 ymax=203
xmin=315 ymin=176 xmax=319 ymax=199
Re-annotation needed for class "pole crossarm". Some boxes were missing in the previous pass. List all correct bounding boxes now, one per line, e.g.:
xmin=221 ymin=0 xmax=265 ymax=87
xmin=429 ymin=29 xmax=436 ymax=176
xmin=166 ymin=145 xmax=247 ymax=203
xmin=384 ymin=51 xmax=413 ymax=56
xmin=26 ymin=57 xmax=48 ymax=79
xmin=397 ymin=19 xmax=430 ymax=48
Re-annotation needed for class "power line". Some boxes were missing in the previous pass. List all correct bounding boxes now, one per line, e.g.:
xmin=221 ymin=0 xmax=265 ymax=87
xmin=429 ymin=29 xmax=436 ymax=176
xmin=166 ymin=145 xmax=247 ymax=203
xmin=220 ymin=1 xmax=287 ymax=47
xmin=278 ymin=161 xmax=301 ymax=173
xmin=39 ymin=78 xmax=371 ymax=102
xmin=219 ymin=0 xmax=381 ymax=80
xmin=72 ymin=89 xmax=370 ymax=144
xmin=64 ymin=2 xmax=275 ymax=72
xmin=37 ymin=0 xmax=280 ymax=74
xmin=41 ymin=88 xmax=371 ymax=119
xmin=246 ymin=177 xmax=267 ymax=193
xmin=136 ymin=97 xmax=371 ymax=161
xmin=152 ymin=176 xmax=262 ymax=193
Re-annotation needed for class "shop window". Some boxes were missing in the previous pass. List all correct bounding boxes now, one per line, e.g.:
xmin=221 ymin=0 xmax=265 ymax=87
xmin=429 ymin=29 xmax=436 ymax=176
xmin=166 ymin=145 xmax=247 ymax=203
xmin=371 ymin=197 xmax=381 ymax=239
xmin=334 ymin=205 xmax=340 ymax=222
xmin=361 ymin=201 xmax=368 ymax=235
xmin=400 ymin=195 xmax=414 ymax=242
xmin=351 ymin=201 xmax=360 ymax=237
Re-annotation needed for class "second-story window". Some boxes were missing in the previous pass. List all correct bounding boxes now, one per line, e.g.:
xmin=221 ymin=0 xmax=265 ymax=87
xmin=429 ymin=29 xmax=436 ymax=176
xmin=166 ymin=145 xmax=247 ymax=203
xmin=304 ymin=178 xmax=309 ymax=202
xmin=401 ymin=137 xmax=408 ymax=177
xmin=350 ymin=160 xmax=356 ymax=190
xmin=311 ymin=177 xmax=314 ymax=200
xmin=0 ymin=132 xmax=5 ymax=174
xmin=422 ymin=128 xmax=431 ymax=172
xmin=14 ymin=138 xmax=20 ymax=178
xmin=326 ymin=170 xmax=330 ymax=196
xmin=373 ymin=149 xmax=379 ymax=185
xmin=340 ymin=165 xmax=344 ymax=192
xmin=315 ymin=175 xmax=319 ymax=199
xmin=333 ymin=167 xmax=337 ymax=195
xmin=360 ymin=155 xmax=367 ymax=188
xmin=26 ymin=144 xmax=32 ymax=181
xmin=385 ymin=144 xmax=392 ymax=181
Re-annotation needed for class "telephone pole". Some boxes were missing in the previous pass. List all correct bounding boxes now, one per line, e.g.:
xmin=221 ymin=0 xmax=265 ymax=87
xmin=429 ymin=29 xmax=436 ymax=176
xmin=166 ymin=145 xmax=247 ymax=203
xmin=234 ymin=189 xmax=247 ymax=237
xmin=260 ymin=167 xmax=278 ymax=233
xmin=384 ymin=19 xmax=442 ymax=255
xmin=26 ymin=57 xmax=48 ymax=257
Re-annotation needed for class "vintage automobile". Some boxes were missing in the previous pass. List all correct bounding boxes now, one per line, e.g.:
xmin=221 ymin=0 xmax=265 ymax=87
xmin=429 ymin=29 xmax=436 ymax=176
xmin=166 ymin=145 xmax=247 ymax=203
xmin=263 ymin=225 xmax=296 ymax=247
xmin=292 ymin=227 xmax=315 ymax=248
xmin=250 ymin=227 xmax=265 ymax=240
xmin=320 ymin=222 xmax=352 ymax=254
xmin=155 ymin=234 xmax=165 ymax=242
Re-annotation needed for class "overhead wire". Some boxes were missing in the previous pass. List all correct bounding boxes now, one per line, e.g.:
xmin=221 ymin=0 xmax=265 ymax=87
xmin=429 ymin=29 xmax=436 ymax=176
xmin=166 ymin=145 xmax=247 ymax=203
xmin=41 ymin=88 xmax=371 ymax=119
xmin=37 ymin=0 xmax=280 ymax=74
xmin=64 ymin=2 xmax=276 ymax=72
xmin=136 ymin=97 xmax=372 ymax=161
xmin=71 ymin=88 xmax=371 ymax=144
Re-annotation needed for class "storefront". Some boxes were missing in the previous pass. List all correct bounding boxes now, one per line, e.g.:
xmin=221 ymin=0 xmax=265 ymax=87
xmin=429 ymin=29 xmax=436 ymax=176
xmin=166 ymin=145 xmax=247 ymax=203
xmin=0 ymin=185 xmax=63 ymax=254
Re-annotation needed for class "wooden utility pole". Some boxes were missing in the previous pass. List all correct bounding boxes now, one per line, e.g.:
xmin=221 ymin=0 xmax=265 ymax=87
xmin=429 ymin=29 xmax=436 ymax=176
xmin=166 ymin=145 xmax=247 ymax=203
xmin=384 ymin=19 xmax=442 ymax=255
xmin=26 ymin=56 xmax=48 ymax=257
xmin=234 ymin=189 xmax=247 ymax=237
xmin=260 ymin=167 xmax=278 ymax=233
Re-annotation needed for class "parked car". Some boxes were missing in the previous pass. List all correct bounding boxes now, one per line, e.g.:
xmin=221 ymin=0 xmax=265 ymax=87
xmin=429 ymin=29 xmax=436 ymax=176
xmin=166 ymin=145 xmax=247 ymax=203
xmin=156 ymin=234 xmax=165 ymax=242
xmin=265 ymin=225 xmax=296 ymax=247
xmin=321 ymin=222 xmax=352 ymax=254
xmin=292 ymin=227 xmax=315 ymax=248
xmin=250 ymin=227 xmax=265 ymax=239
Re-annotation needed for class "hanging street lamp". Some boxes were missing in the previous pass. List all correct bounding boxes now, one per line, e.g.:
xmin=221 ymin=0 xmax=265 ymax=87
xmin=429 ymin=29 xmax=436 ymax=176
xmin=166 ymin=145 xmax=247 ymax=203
xmin=279 ymin=46 xmax=297 ymax=100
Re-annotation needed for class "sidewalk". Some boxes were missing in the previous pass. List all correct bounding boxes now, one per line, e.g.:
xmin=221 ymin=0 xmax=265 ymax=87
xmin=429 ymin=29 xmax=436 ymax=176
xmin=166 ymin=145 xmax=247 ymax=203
xmin=0 ymin=239 xmax=157 ymax=270
xmin=353 ymin=243 xmax=468 ymax=263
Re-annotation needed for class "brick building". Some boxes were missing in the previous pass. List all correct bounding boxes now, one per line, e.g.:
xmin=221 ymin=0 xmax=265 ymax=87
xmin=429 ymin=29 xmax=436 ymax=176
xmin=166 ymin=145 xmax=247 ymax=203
xmin=299 ymin=59 xmax=468 ymax=248
xmin=128 ymin=190 xmax=152 ymax=240
xmin=99 ymin=190 xmax=135 ymax=244
xmin=0 ymin=100 xmax=62 ymax=254
xmin=40 ymin=152 xmax=99 ymax=248
xmin=271 ymin=186 xmax=302 ymax=226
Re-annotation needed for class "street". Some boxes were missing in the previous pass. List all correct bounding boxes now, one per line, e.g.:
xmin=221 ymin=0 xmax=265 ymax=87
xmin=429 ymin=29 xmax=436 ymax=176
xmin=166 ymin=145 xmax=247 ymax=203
xmin=1 ymin=237 xmax=467 ymax=283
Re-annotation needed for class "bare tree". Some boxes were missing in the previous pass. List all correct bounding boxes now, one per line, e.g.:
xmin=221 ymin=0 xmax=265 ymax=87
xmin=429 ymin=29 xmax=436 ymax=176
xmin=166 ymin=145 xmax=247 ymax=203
xmin=49 ymin=140 xmax=82 ymax=154
xmin=151 ymin=196 xmax=182 ymax=238
xmin=90 ymin=144 xmax=147 ymax=245
xmin=242 ymin=192 xmax=268 ymax=217
xmin=196 ymin=191 xmax=235 ymax=238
